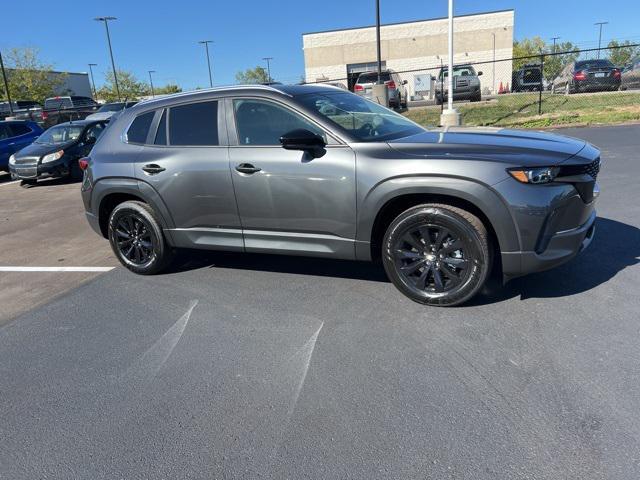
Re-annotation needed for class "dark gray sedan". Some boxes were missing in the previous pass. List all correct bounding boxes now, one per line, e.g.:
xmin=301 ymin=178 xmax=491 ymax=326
xmin=81 ymin=85 xmax=600 ymax=306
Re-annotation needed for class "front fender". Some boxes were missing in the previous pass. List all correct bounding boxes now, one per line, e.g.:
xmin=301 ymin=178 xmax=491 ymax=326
xmin=356 ymin=175 xmax=520 ymax=260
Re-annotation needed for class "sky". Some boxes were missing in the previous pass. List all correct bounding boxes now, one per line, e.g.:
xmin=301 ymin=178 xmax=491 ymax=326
xmin=2 ymin=0 xmax=639 ymax=90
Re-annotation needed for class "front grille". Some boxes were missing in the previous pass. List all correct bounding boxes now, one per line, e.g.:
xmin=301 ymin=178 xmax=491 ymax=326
xmin=13 ymin=166 xmax=37 ymax=178
xmin=584 ymin=158 xmax=601 ymax=180
xmin=14 ymin=156 xmax=39 ymax=166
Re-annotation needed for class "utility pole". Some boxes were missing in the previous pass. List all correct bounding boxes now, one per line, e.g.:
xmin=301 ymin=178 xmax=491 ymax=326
xmin=594 ymin=22 xmax=608 ymax=59
xmin=440 ymin=0 xmax=459 ymax=126
xmin=375 ymin=0 xmax=382 ymax=84
xmin=198 ymin=40 xmax=214 ymax=87
xmin=0 ymin=50 xmax=13 ymax=115
xmin=88 ymin=63 xmax=98 ymax=99
xmin=262 ymin=57 xmax=273 ymax=83
xmin=551 ymin=36 xmax=560 ymax=53
xmin=148 ymin=70 xmax=156 ymax=98
xmin=94 ymin=16 xmax=121 ymax=101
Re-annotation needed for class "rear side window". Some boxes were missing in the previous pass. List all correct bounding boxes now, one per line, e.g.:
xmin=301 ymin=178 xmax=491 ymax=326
xmin=9 ymin=124 xmax=32 ymax=136
xmin=169 ymin=101 xmax=218 ymax=146
xmin=357 ymin=72 xmax=391 ymax=84
xmin=45 ymin=98 xmax=72 ymax=109
xmin=126 ymin=111 xmax=155 ymax=144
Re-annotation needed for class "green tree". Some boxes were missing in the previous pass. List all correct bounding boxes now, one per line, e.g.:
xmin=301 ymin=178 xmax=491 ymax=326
xmin=97 ymin=69 xmax=149 ymax=102
xmin=544 ymin=41 xmax=580 ymax=81
xmin=235 ymin=66 xmax=269 ymax=84
xmin=513 ymin=36 xmax=547 ymax=70
xmin=154 ymin=83 xmax=182 ymax=95
xmin=0 ymin=47 xmax=65 ymax=103
xmin=608 ymin=40 xmax=639 ymax=67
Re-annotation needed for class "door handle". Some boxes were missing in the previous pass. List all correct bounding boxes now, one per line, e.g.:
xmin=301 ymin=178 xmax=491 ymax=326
xmin=142 ymin=164 xmax=166 ymax=175
xmin=235 ymin=163 xmax=261 ymax=174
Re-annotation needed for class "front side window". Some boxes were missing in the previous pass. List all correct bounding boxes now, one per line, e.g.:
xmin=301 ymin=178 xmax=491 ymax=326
xmin=84 ymin=123 xmax=105 ymax=143
xmin=169 ymin=101 xmax=218 ymax=146
xmin=298 ymin=92 xmax=424 ymax=142
xmin=233 ymin=99 xmax=325 ymax=146
xmin=0 ymin=125 xmax=10 ymax=140
xmin=126 ymin=111 xmax=155 ymax=144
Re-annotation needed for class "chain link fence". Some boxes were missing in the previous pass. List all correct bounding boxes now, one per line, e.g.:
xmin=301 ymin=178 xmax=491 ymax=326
xmin=306 ymin=44 xmax=640 ymax=128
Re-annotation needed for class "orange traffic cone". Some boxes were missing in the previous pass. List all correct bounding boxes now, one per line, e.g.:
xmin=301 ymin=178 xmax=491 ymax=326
xmin=498 ymin=82 xmax=504 ymax=94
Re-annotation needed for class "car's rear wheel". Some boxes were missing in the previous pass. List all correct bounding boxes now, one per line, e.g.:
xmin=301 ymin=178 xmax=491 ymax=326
xmin=108 ymin=201 xmax=173 ymax=275
xmin=382 ymin=204 xmax=492 ymax=306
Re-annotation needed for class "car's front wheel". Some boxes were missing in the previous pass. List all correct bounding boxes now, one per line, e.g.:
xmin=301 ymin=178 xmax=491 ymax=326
xmin=382 ymin=204 xmax=492 ymax=306
xmin=108 ymin=201 xmax=174 ymax=275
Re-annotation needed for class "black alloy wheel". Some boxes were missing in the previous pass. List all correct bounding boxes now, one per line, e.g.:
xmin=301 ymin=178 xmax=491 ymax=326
xmin=382 ymin=204 xmax=491 ymax=306
xmin=108 ymin=201 xmax=173 ymax=274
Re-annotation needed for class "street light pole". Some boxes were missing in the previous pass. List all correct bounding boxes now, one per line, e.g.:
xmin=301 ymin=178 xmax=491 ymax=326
xmin=88 ymin=63 xmax=98 ymax=99
xmin=94 ymin=16 xmax=121 ymax=101
xmin=0 ymin=50 xmax=13 ymax=115
xmin=198 ymin=40 xmax=214 ymax=87
xmin=262 ymin=57 xmax=273 ymax=83
xmin=375 ymin=0 xmax=382 ymax=84
xmin=440 ymin=0 xmax=460 ymax=126
xmin=594 ymin=22 xmax=608 ymax=59
xmin=148 ymin=70 xmax=156 ymax=98
xmin=491 ymin=32 xmax=496 ymax=94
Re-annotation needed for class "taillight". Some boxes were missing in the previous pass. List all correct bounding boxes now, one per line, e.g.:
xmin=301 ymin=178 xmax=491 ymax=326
xmin=574 ymin=70 xmax=587 ymax=81
xmin=79 ymin=157 xmax=89 ymax=171
xmin=385 ymin=81 xmax=396 ymax=89
xmin=613 ymin=69 xmax=621 ymax=78
xmin=41 ymin=111 xmax=48 ymax=120
xmin=354 ymin=84 xmax=364 ymax=91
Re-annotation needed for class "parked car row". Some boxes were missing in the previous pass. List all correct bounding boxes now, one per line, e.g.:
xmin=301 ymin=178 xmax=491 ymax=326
xmin=1 ymin=116 xmax=109 ymax=185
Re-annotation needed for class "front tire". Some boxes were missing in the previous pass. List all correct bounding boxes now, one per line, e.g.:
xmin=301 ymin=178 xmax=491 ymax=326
xmin=108 ymin=201 xmax=173 ymax=275
xmin=382 ymin=204 xmax=492 ymax=306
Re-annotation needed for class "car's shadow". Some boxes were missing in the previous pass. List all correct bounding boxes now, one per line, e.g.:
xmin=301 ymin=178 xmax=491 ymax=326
xmin=18 ymin=176 xmax=81 ymax=189
xmin=0 ymin=172 xmax=15 ymax=184
xmin=167 ymin=217 xmax=639 ymax=304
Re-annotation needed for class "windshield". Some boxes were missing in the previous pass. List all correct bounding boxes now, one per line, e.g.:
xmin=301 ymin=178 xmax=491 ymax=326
xmin=299 ymin=92 xmax=424 ymax=142
xmin=439 ymin=66 xmax=476 ymax=79
xmin=97 ymin=103 xmax=126 ymax=113
xmin=36 ymin=125 xmax=84 ymax=144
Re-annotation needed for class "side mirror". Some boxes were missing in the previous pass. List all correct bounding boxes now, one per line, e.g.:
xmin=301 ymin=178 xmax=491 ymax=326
xmin=477 ymin=71 xmax=483 ymax=76
xmin=402 ymin=80 xmax=408 ymax=85
xmin=280 ymin=129 xmax=326 ymax=157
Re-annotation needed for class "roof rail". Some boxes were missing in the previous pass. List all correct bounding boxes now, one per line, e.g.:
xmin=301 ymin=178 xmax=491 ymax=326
xmin=137 ymin=84 xmax=288 ymax=106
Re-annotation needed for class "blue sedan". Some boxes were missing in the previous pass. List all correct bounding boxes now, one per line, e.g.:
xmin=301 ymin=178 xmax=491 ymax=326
xmin=0 ymin=121 xmax=44 ymax=171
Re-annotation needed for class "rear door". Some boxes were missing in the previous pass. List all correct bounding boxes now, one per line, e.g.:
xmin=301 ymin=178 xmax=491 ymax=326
xmin=133 ymin=101 xmax=242 ymax=250
xmin=227 ymin=96 xmax=357 ymax=259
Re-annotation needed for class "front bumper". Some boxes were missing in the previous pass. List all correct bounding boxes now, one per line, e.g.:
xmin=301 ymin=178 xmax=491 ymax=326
xmin=502 ymin=210 xmax=596 ymax=279
xmin=9 ymin=159 xmax=70 ymax=180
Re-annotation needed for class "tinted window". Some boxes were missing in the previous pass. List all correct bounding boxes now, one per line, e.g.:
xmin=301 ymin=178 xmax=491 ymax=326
xmin=234 ymin=99 xmax=325 ymax=146
xmin=576 ymin=60 xmax=614 ymax=70
xmin=357 ymin=72 xmax=392 ymax=84
xmin=84 ymin=123 xmax=105 ymax=143
xmin=169 ymin=101 xmax=218 ymax=146
xmin=126 ymin=111 xmax=155 ymax=144
xmin=45 ymin=98 xmax=72 ymax=109
xmin=9 ymin=124 xmax=32 ymax=136
xmin=0 ymin=125 xmax=11 ymax=140
xmin=440 ymin=66 xmax=476 ymax=79
xmin=154 ymin=110 xmax=167 ymax=145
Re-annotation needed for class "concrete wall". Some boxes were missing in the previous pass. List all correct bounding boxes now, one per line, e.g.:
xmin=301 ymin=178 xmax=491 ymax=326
xmin=303 ymin=10 xmax=514 ymax=97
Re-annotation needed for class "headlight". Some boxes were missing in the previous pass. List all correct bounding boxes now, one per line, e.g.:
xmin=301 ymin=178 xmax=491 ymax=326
xmin=508 ymin=167 xmax=560 ymax=184
xmin=41 ymin=150 xmax=64 ymax=164
xmin=9 ymin=154 xmax=16 ymax=165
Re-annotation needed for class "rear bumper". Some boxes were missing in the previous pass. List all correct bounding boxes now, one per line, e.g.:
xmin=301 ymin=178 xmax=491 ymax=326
xmin=502 ymin=210 xmax=596 ymax=279
xmin=575 ymin=78 xmax=620 ymax=91
xmin=85 ymin=211 xmax=102 ymax=236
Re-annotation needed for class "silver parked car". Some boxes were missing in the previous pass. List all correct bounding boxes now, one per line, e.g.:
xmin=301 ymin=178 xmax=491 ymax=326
xmin=354 ymin=70 xmax=408 ymax=109
xmin=620 ymin=57 xmax=640 ymax=90
xmin=81 ymin=85 xmax=600 ymax=306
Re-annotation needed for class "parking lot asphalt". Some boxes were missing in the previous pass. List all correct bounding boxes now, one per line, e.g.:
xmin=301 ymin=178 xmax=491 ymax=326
xmin=1 ymin=125 xmax=639 ymax=479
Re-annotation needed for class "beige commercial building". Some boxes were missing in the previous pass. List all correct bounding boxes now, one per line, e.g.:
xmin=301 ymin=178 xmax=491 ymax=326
xmin=303 ymin=9 xmax=514 ymax=98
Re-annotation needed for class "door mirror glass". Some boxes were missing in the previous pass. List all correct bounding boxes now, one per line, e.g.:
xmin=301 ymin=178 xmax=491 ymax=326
xmin=402 ymin=80 xmax=408 ymax=85
xmin=477 ymin=71 xmax=483 ymax=76
xmin=280 ymin=129 xmax=326 ymax=156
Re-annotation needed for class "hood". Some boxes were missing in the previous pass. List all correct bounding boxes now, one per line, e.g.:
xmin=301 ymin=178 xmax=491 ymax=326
xmin=15 ymin=140 xmax=75 ymax=159
xmin=388 ymin=127 xmax=587 ymax=166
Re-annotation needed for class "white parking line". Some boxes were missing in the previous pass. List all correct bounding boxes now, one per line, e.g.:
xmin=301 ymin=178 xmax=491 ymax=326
xmin=0 ymin=266 xmax=115 ymax=272
xmin=0 ymin=180 xmax=20 ymax=187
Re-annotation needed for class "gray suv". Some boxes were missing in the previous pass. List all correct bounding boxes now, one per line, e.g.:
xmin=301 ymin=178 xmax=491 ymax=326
xmin=81 ymin=85 xmax=600 ymax=306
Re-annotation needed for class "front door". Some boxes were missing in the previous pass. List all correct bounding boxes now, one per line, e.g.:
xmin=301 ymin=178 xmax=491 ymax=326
xmin=135 ymin=100 xmax=242 ymax=250
xmin=228 ymin=97 xmax=357 ymax=259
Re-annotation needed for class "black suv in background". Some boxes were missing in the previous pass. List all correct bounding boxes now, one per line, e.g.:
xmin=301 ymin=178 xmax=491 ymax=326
xmin=512 ymin=64 xmax=543 ymax=92
xmin=42 ymin=96 xmax=99 ymax=128
xmin=552 ymin=59 xmax=621 ymax=94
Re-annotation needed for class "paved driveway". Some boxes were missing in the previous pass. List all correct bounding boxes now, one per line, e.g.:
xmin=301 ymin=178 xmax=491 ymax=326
xmin=1 ymin=125 xmax=638 ymax=479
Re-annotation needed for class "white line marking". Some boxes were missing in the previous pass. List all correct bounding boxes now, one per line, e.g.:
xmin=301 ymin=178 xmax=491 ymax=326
xmin=0 ymin=180 xmax=20 ymax=187
xmin=0 ymin=266 xmax=115 ymax=272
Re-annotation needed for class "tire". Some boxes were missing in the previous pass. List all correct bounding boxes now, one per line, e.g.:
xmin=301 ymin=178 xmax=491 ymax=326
xmin=401 ymin=92 xmax=408 ymax=109
xmin=435 ymin=95 xmax=443 ymax=105
xmin=565 ymin=83 xmax=572 ymax=95
xmin=108 ymin=201 xmax=174 ymax=275
xmin=20 ymin=179 xmax=37 ymax=187
xmin=382 ymin=204 xmax=492 ymax=307
xmin=471 ymin=92 xmax=482 ymax=102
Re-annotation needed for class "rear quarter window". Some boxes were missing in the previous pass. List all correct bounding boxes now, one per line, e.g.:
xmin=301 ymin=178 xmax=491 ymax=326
xmin=126 ymin=111 xmax=155 ymax=144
